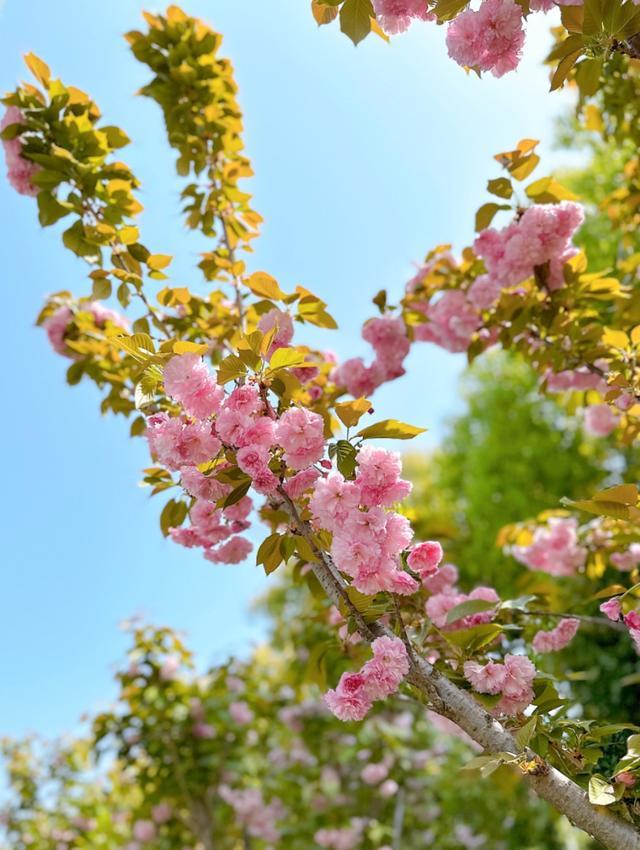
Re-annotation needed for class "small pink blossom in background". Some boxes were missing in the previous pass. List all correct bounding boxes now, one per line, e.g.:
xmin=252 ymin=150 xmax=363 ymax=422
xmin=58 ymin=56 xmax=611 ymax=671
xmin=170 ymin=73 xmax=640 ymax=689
xmin=600 ymin=598 xmax=622 ymax=621
xmin=204 ymin=535 xmax=252 ymax=564
xmin=446 ymin=0 xmax=525 ymax=78
xmin=43 ymin=306 xmax=74 ymax=355
xmin=219 ymin=786 xmax=285 ymax=843
xmin=467 ymin=273 xmax=503 ymax=310
xmin=624 ymin=610 xmax=640 ymax=630
xmin=275 ymin=406 xmax=325 ymax=470
xmin=132 ymin=820 xmax=156 ymax=843
xmin=616 ymin=771 xmax=637 ymax=788
xmin=1 ymin=106 xmax=40 ymax=196
xmin=512 ymin=517 xmax=586 ymax=577
xmin=372 ymin=0 xmax=434 ymax=34
xmin=378 ymin=778 xmax=399 ymax=798
xmin=163 ymin=354 xmax=224 ymax=420
xmin=362 ymin=315 xmax=410 ymax=382
xmin=584 ymin=403 xmax=619 ymax=437
xmin=360 ymin=762 xmax=389 ymax=785
xmin=423 ymin=562 xmax=458 ymax=594
xmin=413 ymin=289 xmax=481 ymax=353
xmin=407 ymin=540 xmax=443 ymax=577
xmin=151 ymin=804 xmax=172 ymax=824
xmin=532 ymin=618 xmax=580 ymax=653
xmin=314 ymin=819 xmax=364 ymax=850
xmin=193 ymin=721 xmax=215 ymax=739
xmin=355 ymin=445 xmax=412 ymax=507
xmin=545 ymin=364 xmax=607 ymax=394
xmin=159 ymin=655 xmax=180 ymax=681
xmin=229 ymin=701 xmax=254 ymax=725
xmin=610 ymin=543 xmax=640 ymax=572
xmin=258 ymin=308 xmax=294 ymax=355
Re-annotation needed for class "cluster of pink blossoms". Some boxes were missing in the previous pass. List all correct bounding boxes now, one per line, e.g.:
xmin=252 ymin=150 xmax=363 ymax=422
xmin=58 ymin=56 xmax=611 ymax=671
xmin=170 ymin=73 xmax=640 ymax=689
xmin=43 ymin=301 xmax=130 ymax=356
xmin=610 ymin=543 xmax=640 ymax=572
xmin=324 ymin=636 xmax=410 ymax=721
xmin=372 ymin=0 xmax=433 ymax=34
xmin=1 ymin=107 xmax=40 ymax=196
xmin=583 ymin=403 xmax=619 ymax=438
xmin=532 ymin=617 xmax=580 ymax=653
xmin=314 ymin=820 xmax=365 ymax=850
xmin=545 ymin=365 xmax=607 ymax=395
xmin=511 ymin=517 xmax=587 ymax=577
xmin=130 ymin=805 xmax=172 ymax=846
xmin=474 ymin=201 xmax=584 ymax=293
xmin=331 ymin=316 xmax=410 ymax=398
xmin=464 ymin=654 xmax=536 ymax=715
xmin=257 ymin=307 xmax=294 ymax=356
xmin=218 ymin=786 xmax=285 ymax=844
xmin=601 ymin=601 xmax=640 ymax=654
xmin=419 ymin=559 xmax=499 ymax=631
xmin=309 ymin=448 xmax=421 ymax=595
xmin=413 ymin=289 xmax=482 ymax=354
xmin=446 ymin=0 xmax=525 ymax=78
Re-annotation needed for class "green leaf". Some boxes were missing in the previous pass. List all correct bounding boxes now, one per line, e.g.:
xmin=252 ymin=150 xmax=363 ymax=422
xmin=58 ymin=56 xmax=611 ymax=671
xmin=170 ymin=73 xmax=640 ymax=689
xmin=515 ymin=716 xmax=538 ymax=750
xmin=222 ymin=478 xmax=252 ymax=508
xmin=246 ymin=271 xmax=286 ymax=300
xmin=356 ymin=419 xmax=426 ymax=440
xmin=445 ymin=598 xmax=497 ymax=625
xmin=335 ymin=397 xmax=372 ymax=428
xmin=217 ymin=354 xmax=247 ymax=384
xmin=487 ymin=177 xmax=513 ymax=199
xmin=24 ymin=52 xmax=51 ymax=87
xmin=335 ymin=439 xmax=357 ymax=479
xmin=37 ymin=192 xmax=72 ymax=226
xmin=433 ymin=0 xmax=470 ymax=22
xmin=160 ymin=498 xmax=188 ymax=537
xmin=339 ymin=0 xmax=373 ymax=44
xmin=257 ymin=533 xmax=284 ymax=575
xmin=475 ymin=202 xmax=511 ymax=232
xmin=269 ymin=347 xmax=307 ymax=371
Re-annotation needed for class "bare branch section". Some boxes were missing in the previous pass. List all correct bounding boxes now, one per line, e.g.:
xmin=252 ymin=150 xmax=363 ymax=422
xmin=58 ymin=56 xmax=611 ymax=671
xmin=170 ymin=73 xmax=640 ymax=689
xmin=280 ymin=493 xmax=640 ymax=850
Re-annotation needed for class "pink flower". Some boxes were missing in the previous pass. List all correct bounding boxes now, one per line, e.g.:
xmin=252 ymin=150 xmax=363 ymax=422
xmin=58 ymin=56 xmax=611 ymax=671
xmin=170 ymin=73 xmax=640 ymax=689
xmin=616 ymin=771 xmax=637 ymax=788
xmin=331 ymin=357 xmax=386 ymax=398
xmin=258 ymin=308 xmax=294 ymax=355
xmin=236 ymin=445 xmax=270 ymax=477
xmin=362 ymin=636 xmax=410 ymax=700
xmin=446 ymin=0 xmax=525 ymax=77
xmin=163 ymin=354 xmax=224 ymax=419
xmin=584 ymin=403 xmax=618 ymax=437
xmin=424 ymin=562 xmax=458 ymax=594
xmin=372 ymin=0 xmax=434 ymax=34
xmin=229 ymin=701 xmax=254 ymax=725
xmin=600 ymin=598 xmax=622 ymax=621
xmin=224 ymin=384 xmax=263 ymax=416
xmin=309 ymin=473 xmax=362 ymax=532
xmin=512 ymin=517 xmax=586 ymax=577
xmin=276 ymin=407 xmax=325 ymax=470
xmin=361 ymin=762 xmax=389 ymax=785
xmin=43 ymin=306 xmax=73 ymax=355
xmin=610 ymin=544 xmax=640 ymax=572
xmin=132 ymin=820 xmax=156 ymax=843
xmin=355 ymin=445 xmax=412 ymax=507
xmin=284 ymin=466 xmax=321 ymax=499
xmin=181 ymin=466 xmax=230 ymax=502
xmin=151 ymin=804 xmax=172 ymax=824
xmin=205 ymin=536 xmax=253 ymax=564
xmin=413 ymin=290 xmax=481 ymax=353
xmin=324 ymin=672 xmax=373 ymax=722
xmin=1 ymin=106 xmax=40 ymax=196
xmin=146 ymin=413 xmax=221 ymax=470
xmin=463 ymin=660 xmax=506 ymax=695
xmin=407 ymin=540 xmax=443 ymax=577
xmin=531 ymin=618 xmax=580 ymax=653
xmin=159 ymin=655 xmax=180 ymax=681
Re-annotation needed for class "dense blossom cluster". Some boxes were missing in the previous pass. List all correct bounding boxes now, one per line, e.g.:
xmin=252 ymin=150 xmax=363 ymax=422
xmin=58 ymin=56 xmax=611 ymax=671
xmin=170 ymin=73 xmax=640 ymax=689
xmin=464 ymin=654 xmax=537 ymax=715
xmin=473 ymin=202 xmax=584 ymax=294
xmin=0 ymin=106 xmax=39 ymax=196
xmin=372 ymin=0 xmax=433 ymax=34
xmin=511 ymin=517 xmax=587 ymax=576
xmin=218 ymin=786 xmax=285 ymax=843
xmin=324 ymin=636 xmax=410 ymax=721
xmin=314 ymin=819 xmax=365 ymax=850
xmin=446 ymin=0 xmax=525 ymax=78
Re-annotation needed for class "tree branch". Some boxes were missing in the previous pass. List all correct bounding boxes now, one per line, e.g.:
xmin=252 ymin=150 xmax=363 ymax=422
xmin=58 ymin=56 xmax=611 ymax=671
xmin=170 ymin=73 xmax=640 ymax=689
xmin=278 ymin=493 xmax=640 ymax=850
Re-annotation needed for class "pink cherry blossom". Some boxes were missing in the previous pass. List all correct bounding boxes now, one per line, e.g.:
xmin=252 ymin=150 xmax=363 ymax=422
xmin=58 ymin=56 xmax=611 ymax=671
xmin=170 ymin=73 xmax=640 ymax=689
xmin=407 ymin=540 xmax=443 ymax=577
xmin=276 ymin=407 xmax=325 ymax=470
xmin=610 ymin=543 xmax=640 ymax=572
xmin=361 ymin=762 xmax=389 ymax=785
xmin=146 ymin=413 xmax=221 ymax=470
xmin=372 ymin=0 xmax=434 ymax=35
xmin=229 ymin=701 xmax=254 ymax=725
xmin=132 ymin=820 xmax=156 ymax=843
xmin=1 ymin=106 xmax=40 ymax=196
xmin=258 ymin=308 xmax=294 ymax=355
xmin=151 ymin=804 xmax=172 ymax=824
xmin=355 ymin=445 xmax=412 ymax=507
xmin=584 ymin=403 xmax=619 ymax=437
xmin=446 ymin=0 xmax=525 ymax=78
xmin=413 ymin=290 xmax=481 ymax=353
xmin=163 ymin=354 xmax=224 ymax=420
xmin=205 ymin=536 xmax=253 ymax=564
xmin=531 ymin=618 xmax=580 ymax=653
xmin=600 ymin=598 xmax=622 ymax=621
xmin=324 ymin=672 xmax=373 ymax=721
xmin=512 ymin=517 xmax=586 ymax=577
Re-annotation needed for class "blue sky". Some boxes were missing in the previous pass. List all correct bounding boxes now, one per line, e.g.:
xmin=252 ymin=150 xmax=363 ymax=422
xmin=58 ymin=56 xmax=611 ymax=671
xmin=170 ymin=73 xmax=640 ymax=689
xmin=0 ymin=1 xmax=572 ymax=740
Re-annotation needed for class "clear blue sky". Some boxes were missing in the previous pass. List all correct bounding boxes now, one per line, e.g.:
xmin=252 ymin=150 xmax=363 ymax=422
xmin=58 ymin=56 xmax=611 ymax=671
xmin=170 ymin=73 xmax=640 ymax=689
xmin=0 ymin=1 xmax=572 ymax=740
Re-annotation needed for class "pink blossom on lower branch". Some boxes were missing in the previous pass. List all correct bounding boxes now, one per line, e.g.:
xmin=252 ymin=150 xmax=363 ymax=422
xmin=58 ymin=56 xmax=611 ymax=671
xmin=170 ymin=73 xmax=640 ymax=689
xmin=324 ymin=637 xmax=409 ymax=722
xmin=531 ymin=618 xmax=580 ymax=653
xmin=218 ymin=786 xmax=285 ymax=843
xmin=372 ymin=0 xmax=434 ymax=35
xmin=511 ymin=517 xmax=586 ymax=576
xmin=584 ymin=403 xmax=619 ymax=437
xmin=275 ymin=406 xmax=325 ymax=470
xmin=464 ymin=653 xmax=536 ymax=715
